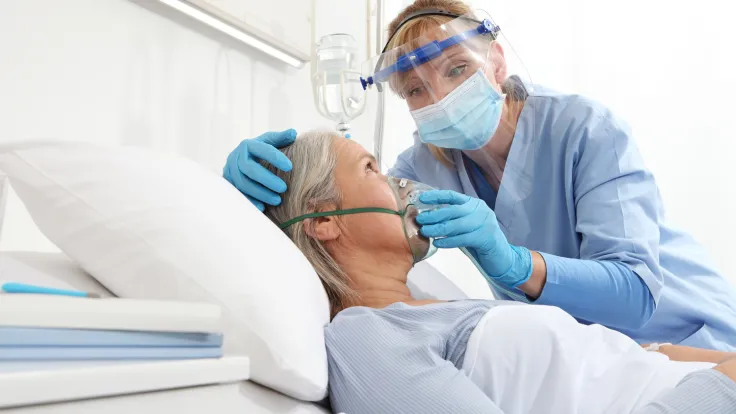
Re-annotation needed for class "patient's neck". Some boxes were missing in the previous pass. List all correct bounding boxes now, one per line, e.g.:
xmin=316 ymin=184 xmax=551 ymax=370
xmin=333 ymin=249 xmax=415 ymax=309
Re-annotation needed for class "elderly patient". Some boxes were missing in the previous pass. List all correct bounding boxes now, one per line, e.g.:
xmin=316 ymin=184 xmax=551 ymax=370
xmin=262 ymin=130 xmax=736 ymax=414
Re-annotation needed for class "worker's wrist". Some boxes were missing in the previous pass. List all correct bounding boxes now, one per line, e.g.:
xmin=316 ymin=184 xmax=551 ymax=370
xmin=518 ymin=250 xmax=547 ymax=299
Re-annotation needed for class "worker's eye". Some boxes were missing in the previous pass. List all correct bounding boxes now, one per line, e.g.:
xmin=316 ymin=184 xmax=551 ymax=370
xmin=402 ymin=78 xmax=425 ymax=98
xmin=406 ymin=85 xmax=425 ymax=98
xmin=447 ymin=64 xmax=467 ymax=78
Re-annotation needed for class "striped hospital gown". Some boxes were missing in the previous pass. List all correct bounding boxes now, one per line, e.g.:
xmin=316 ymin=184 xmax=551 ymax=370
xmin=325 ymin=300 xmax=736 ymax=414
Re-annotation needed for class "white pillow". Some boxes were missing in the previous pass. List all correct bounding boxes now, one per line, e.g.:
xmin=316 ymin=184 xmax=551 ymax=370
xmin=0 ymin=141 xmax=330 ymax=401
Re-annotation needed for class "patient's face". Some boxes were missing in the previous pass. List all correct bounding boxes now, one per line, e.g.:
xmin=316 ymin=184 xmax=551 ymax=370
xmin=331 ymin=138 xmax=411 ymax=257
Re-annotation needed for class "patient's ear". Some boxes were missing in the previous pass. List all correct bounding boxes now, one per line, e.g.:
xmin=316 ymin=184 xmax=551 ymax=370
xmin=306 ymin=217 xmax=340 ymax=241
xmin=304 ymin=203 xmax=340 ymax=241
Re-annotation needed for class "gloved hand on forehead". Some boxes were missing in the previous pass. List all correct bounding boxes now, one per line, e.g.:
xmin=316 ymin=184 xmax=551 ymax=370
xmin=416 ymin=190 xmax=533 ymax=288
xmin=223 ymin=129 xmax=297 ymax=211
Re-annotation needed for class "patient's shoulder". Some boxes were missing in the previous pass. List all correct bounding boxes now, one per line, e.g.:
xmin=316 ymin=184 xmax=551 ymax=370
xmin=324 ymin=305 xmax=414 ymax=364
xmin=328 ymin=301 xmax=476 ymax=329
xmin=325 ymin=303 xmax=419 ymax=341
xmin=324 ymin=303 xmax=449 ymax=367
xmin=324 ymin=301 xmax=495 ymax=353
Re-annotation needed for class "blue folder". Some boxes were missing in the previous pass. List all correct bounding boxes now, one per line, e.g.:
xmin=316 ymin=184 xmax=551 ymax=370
xmin=0 ymin=346 xmax=222 ymax=360
xmin=0 ymin=327 xmax=223 ymax=347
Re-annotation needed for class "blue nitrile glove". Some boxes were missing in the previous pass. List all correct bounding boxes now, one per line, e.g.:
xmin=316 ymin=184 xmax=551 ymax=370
xmin=416 ymin=190 xmax=533 ymax=288
xmin=223 ymin=129 xmax=297 ymax=211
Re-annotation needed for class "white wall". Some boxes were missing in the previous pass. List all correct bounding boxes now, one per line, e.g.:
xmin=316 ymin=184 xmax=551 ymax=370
xmin=0 ymin=0 xmax=372 ymax=251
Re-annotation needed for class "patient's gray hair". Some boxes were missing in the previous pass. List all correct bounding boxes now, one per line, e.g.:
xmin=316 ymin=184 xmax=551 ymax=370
xmin=262 ymin=130 xmax=357 ymax=317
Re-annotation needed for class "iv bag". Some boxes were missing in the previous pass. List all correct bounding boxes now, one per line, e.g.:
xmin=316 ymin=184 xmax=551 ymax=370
xmin=311 ymin=34 xmax=366 ymax=131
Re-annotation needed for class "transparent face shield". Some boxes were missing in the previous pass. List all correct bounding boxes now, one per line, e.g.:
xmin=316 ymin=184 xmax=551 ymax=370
xmin=361 ymin=11 xmax=537 ymax=203
xmin=278 ymin=177 xmax=440 ymax=264
xmin=362 ymin=14 xmax=494 ymax=110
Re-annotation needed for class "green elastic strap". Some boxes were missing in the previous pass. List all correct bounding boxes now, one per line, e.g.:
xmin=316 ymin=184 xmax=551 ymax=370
xmin=279 ymin=207 xmax=403 ymax=230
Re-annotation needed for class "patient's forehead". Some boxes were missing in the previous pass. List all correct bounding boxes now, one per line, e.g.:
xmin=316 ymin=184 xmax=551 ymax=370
xmin=333 ymin=137 xmax=371 ymax=164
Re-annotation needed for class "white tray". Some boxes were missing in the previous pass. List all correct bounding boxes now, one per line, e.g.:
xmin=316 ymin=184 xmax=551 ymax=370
xmin=0 ymin=356 xmax=250 ymax=408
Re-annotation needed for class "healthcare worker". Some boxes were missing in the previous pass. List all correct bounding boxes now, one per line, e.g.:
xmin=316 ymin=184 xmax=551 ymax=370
xmin=223 ymin=0 xmax=736 ymax=351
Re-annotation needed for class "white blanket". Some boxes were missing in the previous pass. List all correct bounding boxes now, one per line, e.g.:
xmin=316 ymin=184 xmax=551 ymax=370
xmin=461 ymin=305 xmax=714 ymax=414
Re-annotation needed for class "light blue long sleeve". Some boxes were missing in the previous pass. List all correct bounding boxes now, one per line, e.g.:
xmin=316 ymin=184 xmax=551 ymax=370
xmin=535 ymin=252 xmax=656 ymax=330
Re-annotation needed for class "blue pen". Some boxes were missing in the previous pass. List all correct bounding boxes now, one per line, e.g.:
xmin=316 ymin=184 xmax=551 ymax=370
xmin=0 ymin=281 xmax=100 ymax=298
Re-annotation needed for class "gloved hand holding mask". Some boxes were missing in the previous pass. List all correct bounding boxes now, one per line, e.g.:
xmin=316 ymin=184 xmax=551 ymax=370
xmin=417 ymin=190 xmax=533 ymax=289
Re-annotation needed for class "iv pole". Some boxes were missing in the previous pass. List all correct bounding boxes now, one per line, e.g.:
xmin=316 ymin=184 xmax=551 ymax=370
xmin=373 ymin=0 xmax=385 ymax=168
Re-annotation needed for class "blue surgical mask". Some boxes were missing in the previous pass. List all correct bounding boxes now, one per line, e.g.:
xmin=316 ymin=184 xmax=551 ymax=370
xmin=410 ymin=69 xmax=505 ymax=150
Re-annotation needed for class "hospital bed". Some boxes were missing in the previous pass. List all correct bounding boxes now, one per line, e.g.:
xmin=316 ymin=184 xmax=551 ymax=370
xmin=0 ymin=251 xmax=331 ymax=414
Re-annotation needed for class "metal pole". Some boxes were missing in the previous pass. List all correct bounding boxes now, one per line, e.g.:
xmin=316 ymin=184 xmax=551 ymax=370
xmin=373 ymin=0 xmax=385 ymax=169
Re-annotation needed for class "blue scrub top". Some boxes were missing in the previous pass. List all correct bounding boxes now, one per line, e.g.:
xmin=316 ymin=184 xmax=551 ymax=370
xmin=389 ymin=85 xmax=736 ymax=351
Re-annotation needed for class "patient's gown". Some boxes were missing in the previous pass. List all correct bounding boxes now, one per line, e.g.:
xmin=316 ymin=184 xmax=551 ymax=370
xmin=325 ymin=300 xmax=736 ymax=414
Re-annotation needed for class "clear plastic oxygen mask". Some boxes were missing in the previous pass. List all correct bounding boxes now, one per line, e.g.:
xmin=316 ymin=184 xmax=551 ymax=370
xmin=278 ymin=177 xmax=441 ymax=264
xmin=387 ymin=176 xmax=440 ymax=263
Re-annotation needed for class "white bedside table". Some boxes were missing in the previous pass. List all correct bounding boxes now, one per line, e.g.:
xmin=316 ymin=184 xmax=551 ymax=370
xmin=0 ymin=356 xmax=331 ymax=413
xmin=0 ymin=357 xmax=248 ymax=412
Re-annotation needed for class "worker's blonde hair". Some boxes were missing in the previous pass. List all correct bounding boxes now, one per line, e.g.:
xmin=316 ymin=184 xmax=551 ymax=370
xmin=261 ymin=130 xmax=357 ymax=318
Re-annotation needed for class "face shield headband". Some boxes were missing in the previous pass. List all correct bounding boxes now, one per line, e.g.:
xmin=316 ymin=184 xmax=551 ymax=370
xmin=360 ymin=10 xmax=499 ymax=92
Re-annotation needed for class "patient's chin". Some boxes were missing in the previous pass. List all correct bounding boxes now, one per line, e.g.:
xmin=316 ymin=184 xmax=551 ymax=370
xmin=350 ymin=215 xmax=407 ymax=252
